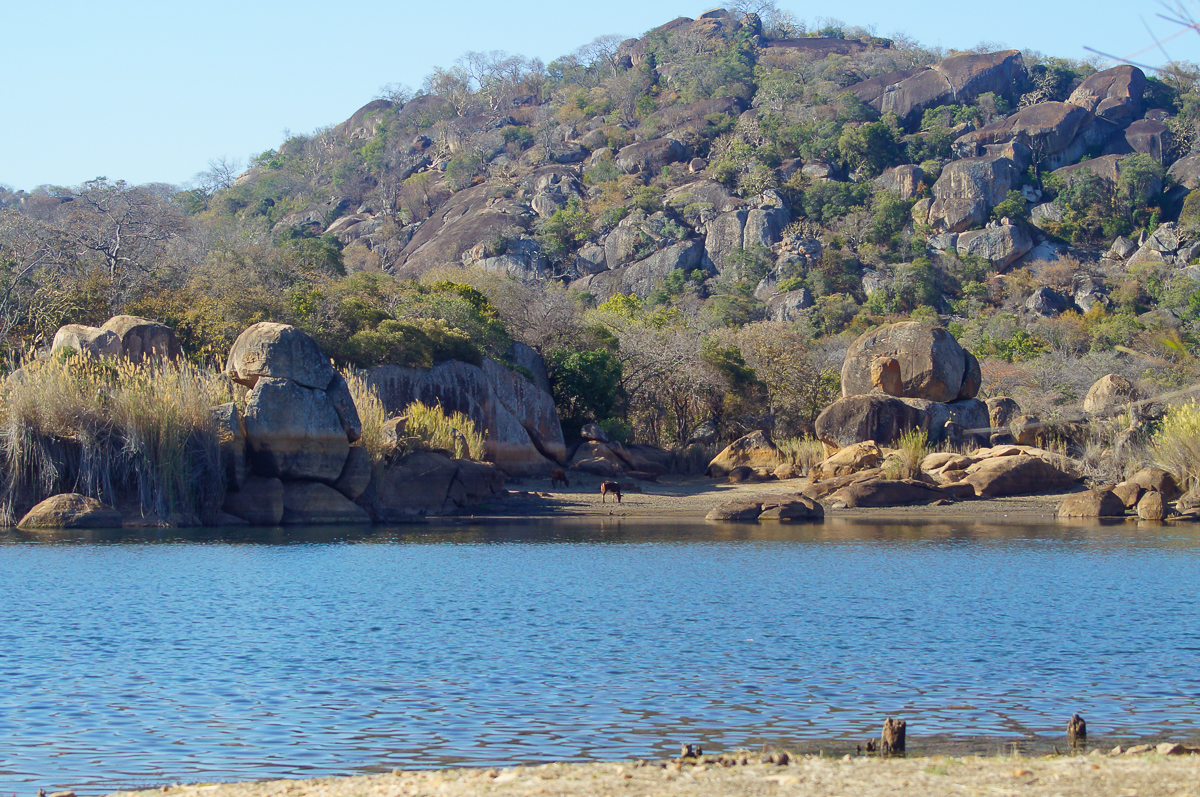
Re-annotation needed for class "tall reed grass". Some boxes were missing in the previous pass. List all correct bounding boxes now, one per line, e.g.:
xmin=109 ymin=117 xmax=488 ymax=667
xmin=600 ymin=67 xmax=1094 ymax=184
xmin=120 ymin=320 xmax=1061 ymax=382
xmin=343 ymin=368 xmax=388 ymax=468
xmin=0 ymin=353 xmax=234 ymax=524
xmin=403 ymin=400 xmax=486 ymax=460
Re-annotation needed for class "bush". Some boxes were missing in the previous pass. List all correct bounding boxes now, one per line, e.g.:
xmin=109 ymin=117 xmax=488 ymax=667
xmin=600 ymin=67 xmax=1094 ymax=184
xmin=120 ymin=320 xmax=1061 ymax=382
xmin=403 ymin=400 xmax=486 ymax=460
xmin=883 ymin=428 xmax=929 ymax=480
xmin=1152 ymin=399 xmax=1200 ymax=491
xmin=344 ymin=319 xmax=481 ymax=368
xmin=343 ymin=369 xmax=388 ymax=470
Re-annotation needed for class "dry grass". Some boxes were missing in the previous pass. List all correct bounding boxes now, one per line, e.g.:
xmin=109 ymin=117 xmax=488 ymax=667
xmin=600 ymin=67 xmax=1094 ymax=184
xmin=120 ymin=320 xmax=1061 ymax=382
xmin=776 ymin=436 xmax=827 ymax=474
xmin=883 ymin=428 xmax=929 ymax=480
xmin=343 ymin=368 xmax=388 ymax=468
xmin=0 ymin=353 xmax=234 ymax=524
xmin=404 ymin=400 xmax=487 ymax=460
xmin=1152 ymin=398 xmax=1200 ymax=491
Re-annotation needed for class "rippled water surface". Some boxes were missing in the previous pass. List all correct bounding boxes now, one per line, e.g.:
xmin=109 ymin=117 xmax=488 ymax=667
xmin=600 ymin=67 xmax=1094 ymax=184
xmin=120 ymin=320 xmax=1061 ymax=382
xmin=2 ymin=518 xmax=1199 ymax=792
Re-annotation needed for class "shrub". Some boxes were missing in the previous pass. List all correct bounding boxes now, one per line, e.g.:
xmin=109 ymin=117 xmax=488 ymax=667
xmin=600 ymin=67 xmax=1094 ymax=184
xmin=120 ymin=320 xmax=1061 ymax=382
xmin=344 ymin=318 xmax=481 ymax=368
xmin=775 ymin=436 xmax=826 ymax=475
xmin=0 ymin=354 xmax=233 ymax=525
xmin=1151 ymin=399 xmax=1200 ymax=491
xmin=403 ymin=400 xmax=486 ymax=460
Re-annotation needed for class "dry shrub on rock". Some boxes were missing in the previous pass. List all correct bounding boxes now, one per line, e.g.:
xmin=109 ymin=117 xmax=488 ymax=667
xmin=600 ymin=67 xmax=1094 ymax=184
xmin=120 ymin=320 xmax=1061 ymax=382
xmin=403 ymin=400 xmax=486 ymax=460
xmin=1151 ymin=399 xmax=1200 ymax=491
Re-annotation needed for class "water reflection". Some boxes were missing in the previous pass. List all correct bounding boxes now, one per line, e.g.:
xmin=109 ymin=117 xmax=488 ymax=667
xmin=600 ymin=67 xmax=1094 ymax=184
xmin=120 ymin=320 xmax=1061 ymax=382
xmin=0 ymin=518 xmax=1197 ymax=793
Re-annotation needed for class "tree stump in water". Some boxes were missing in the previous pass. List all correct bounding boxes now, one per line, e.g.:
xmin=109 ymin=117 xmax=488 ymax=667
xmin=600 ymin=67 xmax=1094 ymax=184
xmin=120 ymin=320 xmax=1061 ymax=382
xmin=1068 ymin=714 xmax=1086 ymax=744
xmin=881 ymin=717 xmax=906 ymax=753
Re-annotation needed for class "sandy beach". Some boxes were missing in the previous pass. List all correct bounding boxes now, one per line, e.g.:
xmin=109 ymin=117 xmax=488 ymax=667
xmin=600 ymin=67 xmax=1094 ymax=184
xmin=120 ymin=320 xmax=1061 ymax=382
xmin=108 ymin=750 xmax=1200 ymax=797
xmin=491 ymin=472 xmax=1084 ymax=522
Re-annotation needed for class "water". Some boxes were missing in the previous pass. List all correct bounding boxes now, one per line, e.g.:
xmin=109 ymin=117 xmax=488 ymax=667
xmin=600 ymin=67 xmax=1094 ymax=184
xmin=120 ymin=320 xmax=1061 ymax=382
xmin=1 ymin=517 xmax=1199 ymax=793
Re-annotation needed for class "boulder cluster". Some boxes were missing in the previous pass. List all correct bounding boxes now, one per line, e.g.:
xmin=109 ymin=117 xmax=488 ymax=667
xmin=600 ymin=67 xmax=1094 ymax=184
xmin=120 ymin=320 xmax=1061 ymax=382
xmin=815 ymin=322 xmax=989 ymax=449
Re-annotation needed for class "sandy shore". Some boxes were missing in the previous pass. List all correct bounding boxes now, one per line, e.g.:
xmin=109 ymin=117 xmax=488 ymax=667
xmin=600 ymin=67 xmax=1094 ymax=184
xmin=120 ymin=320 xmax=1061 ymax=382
xmin=491 ymin=473 xmax=1085 ymax=522
xmin=109 ymin=750 xmax=1200 ymax=797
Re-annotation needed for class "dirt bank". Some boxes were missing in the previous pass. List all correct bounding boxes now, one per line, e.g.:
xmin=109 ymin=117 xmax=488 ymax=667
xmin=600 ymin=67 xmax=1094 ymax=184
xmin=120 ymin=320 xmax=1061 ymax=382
xmin=490 ymin=473 xmax=1084 ymax=523
xmin=108 ymin=751 xmax=1200 ymax=797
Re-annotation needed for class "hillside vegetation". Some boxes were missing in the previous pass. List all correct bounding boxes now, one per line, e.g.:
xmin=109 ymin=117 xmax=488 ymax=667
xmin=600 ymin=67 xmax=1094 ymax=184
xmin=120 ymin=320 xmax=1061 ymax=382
xmin=4 ymin=2 xmax=1200 ymax=461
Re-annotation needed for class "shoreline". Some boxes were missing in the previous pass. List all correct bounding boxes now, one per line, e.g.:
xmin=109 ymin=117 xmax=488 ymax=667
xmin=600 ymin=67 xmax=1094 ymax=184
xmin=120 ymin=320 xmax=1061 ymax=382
xmin=106 ymin=748 xmax=1200 ymax=797
xmin=487 ymin=473 xmax=1098 ymax=523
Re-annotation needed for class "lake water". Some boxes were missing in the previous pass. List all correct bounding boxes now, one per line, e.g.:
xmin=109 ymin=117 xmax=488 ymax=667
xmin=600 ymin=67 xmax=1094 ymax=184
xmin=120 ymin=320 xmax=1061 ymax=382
xmin=1 ymin=517 xmax=1199 ymax=793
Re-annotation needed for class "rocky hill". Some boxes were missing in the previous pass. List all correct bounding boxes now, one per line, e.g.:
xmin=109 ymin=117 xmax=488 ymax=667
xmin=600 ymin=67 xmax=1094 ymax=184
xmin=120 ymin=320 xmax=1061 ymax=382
xmin=4 ymin=5 xmax=1200 ymax=480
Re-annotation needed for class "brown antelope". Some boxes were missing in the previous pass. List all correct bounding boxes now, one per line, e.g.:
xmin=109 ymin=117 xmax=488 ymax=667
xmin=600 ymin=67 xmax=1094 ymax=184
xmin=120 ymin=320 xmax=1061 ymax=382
xmin=600 ymin=481 xmax=622 ymax=503
xmin=551 ymin=468 xmax=569 ymax=487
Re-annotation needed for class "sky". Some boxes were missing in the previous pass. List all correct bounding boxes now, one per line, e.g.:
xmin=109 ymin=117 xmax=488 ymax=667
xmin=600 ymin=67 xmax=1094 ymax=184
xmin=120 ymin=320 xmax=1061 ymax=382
xmin=2 ymin=0 xmax=1196 ymax=192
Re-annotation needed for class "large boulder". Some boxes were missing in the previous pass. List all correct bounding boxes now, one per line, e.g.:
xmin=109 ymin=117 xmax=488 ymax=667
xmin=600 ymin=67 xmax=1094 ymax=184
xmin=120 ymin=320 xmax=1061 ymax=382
xmin=1168 ymin=154 xmax=1200 ymax=190
xmin=963 ymin=454 xmax=1078 ymax=497
xmin=705 ymin=494 xmax=823 ymax=522
xmin=18 ymin=493 xmax=124 ymax=529
xmin=1067 ymin=65 xmax=1146 ymax=122
xmin=1128 ymin=467 xmax=1181 ymax=501
xmin=332 ymin=446 xmax=373 ymax=501
xmin=873 ymin=165 xmax=925 ymax=201
xmin=841 ymin=322 xmax=973 ymax=402
xmin=281 ymin=481 xmax=372 ymax=525
xmin=1057 ymin=489 xmax=1127 ymax=518
xmin=1083 ymin=373 xmax=1138 ymax=415
xmin=986 ymin=397 xmax=1022 ymax=429
xmin=226 ymin=322 xmax=337 ymax=390
xmin=857 ymin=50 xmax=1024 ymax=129
xmin=814 ymin=394 xmax=928 ymax=449
xmin=1103 ymin=119 xmax=1173 ymax=164
xmin=571 ymin=238 xmax=705 ymax=301
xmin=51 ymin=325 xmax=121 ymax=359
xmin=706 ymin=430 xmax=780 ymax=478
xmin=927 ymin=155 xmax=1022 ymax=232
xmin=702 ymin=206 xmax=790 ymax=273
xmin=222 ymin=476 xmax=284 ymax=525
xmin=100 ymin=315 xmax=183 ymax=362
xmin=243 ymin=377 xmax=351 ymax=482
xmin=365 ymin=355 xmax=566 ymax=477
xmin=815 ymin=441 xmax=883 ymax=479
xmin=955 ymin=224 xmax=1034 ymax=270
xmin=827 ymin=479 xmax=948 ymax=508
xmin=615 ymin=138 xmax=686 ymax=173
xmin=954 ymin=102 xmax=1091 ymax=159
xmin=367 ymin=450 xmax=505 ymax=519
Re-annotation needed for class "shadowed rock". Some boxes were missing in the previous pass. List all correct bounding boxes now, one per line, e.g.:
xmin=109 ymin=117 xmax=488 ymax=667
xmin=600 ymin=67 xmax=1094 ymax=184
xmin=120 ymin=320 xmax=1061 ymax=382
xmin=1057 ymin=488 xmax=1126 ymax=517
xmin=18 ymin=494 xmax=124 ymax=529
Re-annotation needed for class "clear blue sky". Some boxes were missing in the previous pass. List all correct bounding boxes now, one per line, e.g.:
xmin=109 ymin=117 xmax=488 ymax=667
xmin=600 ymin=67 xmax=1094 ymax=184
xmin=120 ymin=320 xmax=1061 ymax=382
xmin=2 ymin=0 xmax=1193 ymax=192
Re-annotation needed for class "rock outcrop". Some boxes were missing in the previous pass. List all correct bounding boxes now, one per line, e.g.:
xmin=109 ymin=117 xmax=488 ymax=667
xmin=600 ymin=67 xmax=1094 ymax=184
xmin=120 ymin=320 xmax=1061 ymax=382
xmin=18 ymin=493 xmax=124 ymax=529
xmin=840 ymin=322 xmax=977 ymax=403
xmin=365 ymin=350 xmax=566 ymax=477
xmin=706 ymin=430 xmax=780 ymax=478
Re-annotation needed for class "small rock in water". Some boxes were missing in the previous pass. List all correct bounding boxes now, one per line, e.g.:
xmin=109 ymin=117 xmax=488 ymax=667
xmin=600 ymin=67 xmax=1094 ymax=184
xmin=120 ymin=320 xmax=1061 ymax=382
xmin=865 ymin=739 xmax=877 ymax=753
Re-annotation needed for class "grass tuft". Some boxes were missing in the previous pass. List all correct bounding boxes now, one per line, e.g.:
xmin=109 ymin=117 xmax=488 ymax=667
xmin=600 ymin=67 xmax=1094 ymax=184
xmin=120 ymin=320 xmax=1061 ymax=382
xmin=1151 ymin=398 xmax=1200 ymax=491
xmin=403 ymin=400 xmax=486 ymax=460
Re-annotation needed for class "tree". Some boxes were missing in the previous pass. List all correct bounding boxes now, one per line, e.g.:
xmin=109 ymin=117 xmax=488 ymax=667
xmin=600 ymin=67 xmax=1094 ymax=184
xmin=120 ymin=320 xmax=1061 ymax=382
xmin=730 ymin=321 xmax=841 ymax=436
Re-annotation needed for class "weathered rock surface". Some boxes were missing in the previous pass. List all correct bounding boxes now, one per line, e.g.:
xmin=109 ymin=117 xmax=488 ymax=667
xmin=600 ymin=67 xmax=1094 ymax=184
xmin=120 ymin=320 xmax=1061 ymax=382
xmin=873 ymin=165 xmax=925 ymax=201
xmin=1129 ymin=467 xmax=1181 ymax=500
xmin=705 ymin=494 xmax=823 ymax=522
xmin=956 ymin=224 xmax=1033 ymax=270
xmin=365 ymin=355 xmax=566 ymax=477
xmin=332 ymin=446 xmax=373 ymax=501
xmin=927 ymin=155 xmax=1021 ymax=232
xmin=828 ymin=479 xmax=947 ymax=508
xmin=366 ymin=450 xmax=506 ymax=519
xmin=226 ymin=322 xmax=337 ymax=390
xmin=964 ymin=454 xmax=1078 ymax=497
xmin=955 ymin=102 xmax=1091 ymax=159
xmin=707 ymin=430 xmax=779 ymax=478
xmin=221 ymin=475 xmax=285 ymax=525
xmin=281 ymin=481 xmax=372 ymax=525
xmin=1083 ymin=373 xmax=1138 ymax=415
xmin=51 ymin=325 xmax=121 ymax=359
xmin=243 ymin=377 xmax=351 ymax=482
xmin=815 ymin=394 xmax=927 ymax=449
xmin=212 ymin=402 xmax=248 ymax=490
xmin=1052 ymin=155 xmax=1162 ymax=203
xmin=986 ymin=397 xmax=1022 ymax=430
xmin=1136 ymin=490 xmax=1169 ymax=520
xmin=18 ymin=493 xmax=124 ymax=529
xmin=814 ymin=441 xmax=883 ymax=479
xmin=1057 ymin=488 xmax=1127 ymax=518
xmin=100 ymin=315 xmax=183 ymax=362
xmin=1067 ymin=65 xmax=1146 ymax=122
xmin=841 ymin=322 xmax=972 ymax=402
xmin=615 ymin=138 xmax=686 ymax=173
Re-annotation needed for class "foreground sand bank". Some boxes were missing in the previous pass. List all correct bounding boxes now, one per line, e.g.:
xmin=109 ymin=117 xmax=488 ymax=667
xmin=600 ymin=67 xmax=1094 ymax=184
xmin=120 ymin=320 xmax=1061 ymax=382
xmin=109 ymin=752 xmax=1200 ymax=797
